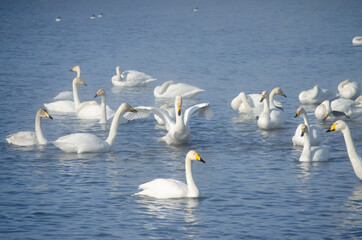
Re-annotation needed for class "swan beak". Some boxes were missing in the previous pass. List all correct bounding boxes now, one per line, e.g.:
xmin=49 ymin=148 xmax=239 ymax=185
xmin=45 ymin=111 xmax=53 ymax=119
xmin=260 ymin=95 xmax=265 ymax=102
xmin=326 ymin=123 xmax=336 ymax=133
xmin=94 ymin=91 xmax=101 ymax=98
xmin=300 ymin=129 xmax=305 ymax=137
xmin=323 ymin=114 xmax=328 ymax=121
xmin=130 ymin=106 xmax=137 ymax=112
xmin=195 ymin=154 xmax=205 ymax=163
xmin=294 ymin=111 xmax=300 ymax=118
xmin=281 ymin=91 xmax=287 ymax=98
xmin=177 ymin=106 xmax=181 ymax=116
xmin=80 ymin=80 xmax=87 ymax=86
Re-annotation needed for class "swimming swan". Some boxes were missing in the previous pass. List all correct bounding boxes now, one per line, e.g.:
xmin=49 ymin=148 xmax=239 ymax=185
xmin=315 ymin=98 xmax=362 ymax=121
xmin=44 ymin=66 xmax=88 ymax=113
xmin=327 ymin=120 xmax=362 ymax=180
xmin=127 ymin=96 xmax=213 ymax=145
xmin=292 ymin=106 xmax=321 ymax=146
xmin=257 ymin=90 xmax=285 ymax=129
xmin=299 ymin=124 xmax=329 ymax=162
xmin=111 ymin=66 xmax=156 ymax=87
xmin=53 ymin=103 xmax=136 ymax=153
xmin=352 ymin=36 xmax=362 ymax=46
xmin=338 ymin=79 xmax=361 ymax=100
xmin=6 ymin=108 xmax=53 ymax=146
xmin=135 ymin=150 xmax=205 ymax=199
xmin=299 ymin=85 xmax=336 ymax=105
xmin=77 ymin=88 xmax=115 ymax=123
xmin=154 ymin=80 xmax=204 ymax=98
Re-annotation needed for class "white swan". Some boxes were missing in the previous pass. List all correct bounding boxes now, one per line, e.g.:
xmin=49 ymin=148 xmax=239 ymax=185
xmin=327 ymin=120 xmax=362 ymax=180
xmin=135 ymin=150 xmax=205 ymax=199
xmin=127 ymin=96 xmax=213 ymax=145
xmin=352 ymin=36 xmax=362 ymax=46
xmin=77 ymin=88 xmax=115 ymax=122
xmin=315 ymin=98 xmax=362 ymax=121
xmin=6 ymin=108 xmax=53 ymax=146
xmin=111 ymin=66 xmax=156 ymax=87
xmin=299 ymin=124 xmax=329 ymax=162
xmin=154 ymin=80 xmax=204 ymax=99
xmin=257 ymin=90 xmax=285 ymax=130
xmin=338 ymin=79 xmax=361 ymax=100
xmin=154 ymin=104 xmax=175 ymax=126
xmin=53 ymin=103 xmax=136 ymax=153
xmin=53 ymin=91 xmax=73 ymax=100
xmin=299 ymin=85 xmax=337 ymax=105
xmin=55 ymin=17 xmax=62 ymax=22
xmin=292 ymin=106 xmax=321 ymax=146
xmin=45 ymin=66 xmax=88 ymax=113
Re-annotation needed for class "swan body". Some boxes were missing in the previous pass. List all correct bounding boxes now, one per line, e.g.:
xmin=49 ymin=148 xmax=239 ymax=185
xmin=292 ymin=106 xmax=321 ymax=146
xmin=53 ymin=103 xmax=136 ymax=153
xmin=77 ymin=88 xmax=115 ymax=123
xmin=327 ymin=120 xmax=362 ymax=180
xmin=154 ymin=80 xmax=204 ymax=98
xmin=257 ymin=90 xmax=285 ymax=129
xmin=53 ymin=91 xmax=73 ymax=100
xmin=338 ymin=79 xmax=361 ymax=100
xmin=55 ymin=17 xmax=62 ymax=22
xmin=111 ymin=66 xmax=156 ymax=87
xmin=299 ymin=85 xmax=336 ymax=105
xmin=127 ymin=96 xmax=213 ymax=145
xmin=315 ymin=98 xmax=362 ymax=121
xmin=352 ymin=36 xmax=362 ymax=46
xmin=6 ymin=108 xmax=53 ymax=146
xmin=299 ymin=124 xmax=329 ymax=162
xmin=135 ymin=150 xmax=205 ymax=199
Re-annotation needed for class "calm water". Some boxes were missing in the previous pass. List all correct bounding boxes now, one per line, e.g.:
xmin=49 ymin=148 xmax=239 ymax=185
xmin=1 ymin=0 xmax=362 ymax=239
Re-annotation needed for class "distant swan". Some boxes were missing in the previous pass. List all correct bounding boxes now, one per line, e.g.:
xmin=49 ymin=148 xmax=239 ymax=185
xmin=257 ymin=90 xmax=285 ymax=129
xmin=292 ymin=106 xmax=321 ymax=146
xmin=352 ymin=36 xmax=362 ymax=46
xmin=53 ymin=103 xmax=136 ymax=153
xmin=338 ymin=79 xmax=360 ymax=100
xmin=315 ymin=98 xmax=362 ymax=121
xmin=6 ymin=108 xmax=53 ymax=146
xmin=111 ymin=66 xmax=156 ymax=87
xmin=126 ymin=96 xmax=213 ymax=145
xmin=135 ymin=150 xmax=205 ymax=199
xmin=154 ymin=80 xmax=204 ymax=98
xmin=299 ymin=85 xmax=336 ymax=105
xmin=327 ymin=120 xmax=362 ymax=180
xmin=55 ymin=17 xmax=62 ymax=22
xmin=299 ymin=124 xmax=329 ymax=162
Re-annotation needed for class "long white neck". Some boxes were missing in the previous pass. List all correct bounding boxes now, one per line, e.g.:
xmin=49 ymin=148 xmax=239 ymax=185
xmin=341 ymin=126 xmax=362 ymax=180
xmin=262 ymin=97 xmax=270 ymax=114
xmin=159 ymin=80 xmax=175 ymax=94
xmin=301 ymin=112 xmax=310 ymax=127
xmin=175 ymin=108 xmax=185 ymax=132
xmin=301 ymin=130 xmax=311 ymax=161
xmin=106 ymin=104 xmax=127 ymax=146
xmin=72 ymin=78 xmax=81 ymax=109
xmin=185 ymin=158 xmax=199 ymax=197
xmin=269 ymin=89 xmax=277 ymax=109
xmin=100 ymin=94 xmax=107 ymax=124
xmin=35 ymin=111 xmax=47 ymax=144
xmin=240 ymin=93 xmax=252 ymax=110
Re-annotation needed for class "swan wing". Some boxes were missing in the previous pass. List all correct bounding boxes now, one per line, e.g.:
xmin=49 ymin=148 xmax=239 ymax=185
xmin=126 ymin=106 xmax=175 ymax=130
xmin=183 ymin=103 xmax=213 ymax=125
xmin=53 ymin=91 xmax=73 ymax=100
xmin=135 ymin=178 xmax=188 ymax=199
xmin=53 ymin=133 xmax=108 ymax=153
xmin=44 ymin=100 xmax=76 ymax=113
xmin=6 ymin=131 xmax=37 ymax=146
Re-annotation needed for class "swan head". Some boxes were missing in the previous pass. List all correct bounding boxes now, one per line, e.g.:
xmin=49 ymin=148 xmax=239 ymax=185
xmin=326 ymin=120 xmax=347 ymax=133
xmin=187 ymin=150 xmax=205 ymax=163
xmin=273 ymin=87 xmax=287 ymax=98
xmin=70 ymin=65 xmax=81 ymax=73
xmin=94 ymin=88 xmax=105 ymax=98
xmin=294 ymin=106 xmax=305 ymax=118
xmin=175 ymin=96 xmax=182 ymax=116
xmin=260 ymin=90 xmax=268 ymax=102
xmin=73 ymin=78 xmax=87 ymax=86
xmin=300 ymin=124 xmax=308 ymax=137
xmin=122 ymin=103 xmax=137 ymax=113
xmin=39 ymin=108 xmax=53 ymax=119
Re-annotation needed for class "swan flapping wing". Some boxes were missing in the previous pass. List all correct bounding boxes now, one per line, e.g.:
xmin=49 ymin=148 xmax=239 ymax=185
xmin=124 ymin=106 xmax=174 ymax=129
xmin=183 ymin=103 xmax=213 ymax=125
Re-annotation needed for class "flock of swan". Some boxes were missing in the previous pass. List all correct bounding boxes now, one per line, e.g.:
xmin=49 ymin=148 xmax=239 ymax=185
xmin=5 ymin=65 xmax=362 ymax=199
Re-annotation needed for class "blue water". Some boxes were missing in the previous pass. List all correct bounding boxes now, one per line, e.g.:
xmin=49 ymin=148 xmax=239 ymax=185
xmin=1 ymin=0 xmax=362 ymax=239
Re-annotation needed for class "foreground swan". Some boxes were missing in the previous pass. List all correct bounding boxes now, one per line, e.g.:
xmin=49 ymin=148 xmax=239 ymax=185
xmin=53 ymin=103 xmax=136 ymax=153
xmin=338 ymin=79 xmax=361 ymax=100
xmin=352 ymin=36 xmax=362 ymax=46
xmin=299 ymin=85 xmax=336 ymax=105
xmin=6 ymin=108 xmax=53 ymax=146
xmin=44 ymin=66 xmax=87 ymax=113
xmin=111 ymin=66 xmax=156 ymax=87
xmin=135 ymin=150 xmax=205 ymax=199
xmin=327 ymin=120 xmax=362 ymax=180
xmin=299 ymin=124 xmax=329 ymax=162
xmin=292 ymin=106 xmax=321 ymax=146
xmin=257 ymin=90 xmax=285 ymax=129
xmin=127 ymin=96 xmax=213 ymax=145
xmin=315 ymin=98 xmax=362 ymax=121
xmin=77 ymin=88 xmax=115 ymax=123
xmin=154 ymin=80 xmax=204 ymax=98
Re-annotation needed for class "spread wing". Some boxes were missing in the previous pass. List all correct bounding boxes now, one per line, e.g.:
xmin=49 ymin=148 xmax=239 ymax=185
xmin=183 ymin=103 xmax=213 ymax=125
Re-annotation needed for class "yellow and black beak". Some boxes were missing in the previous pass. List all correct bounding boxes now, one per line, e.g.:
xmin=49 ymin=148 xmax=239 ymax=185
xmin=281 ymin=91 xmax=287 ymax=98
xmin=130 ymin=106 xmax=137 ymax=112
xmin=322 ymin=114 xmax=328 ymax=121
xmin=45 ymin=111 xmax=53 ymax=120
xmin=260 ymin=95 xmax=266 ymax=103
xmin=94 ymin=91 xmax=101 ymax=98
xmin=80 ymin=80 xmax=87 ymax=86
xmin=300 ymin=128 xmax=305 ymax=137
xmin=177 ymin=105 xmax=181 ymax=116
xmin=294 ymin=111 xmax=300 ymax=118
xmin=196 ymin=154 xmax=205 ymax=163
xmin=326 ymin=123 xmax=336 ymax=133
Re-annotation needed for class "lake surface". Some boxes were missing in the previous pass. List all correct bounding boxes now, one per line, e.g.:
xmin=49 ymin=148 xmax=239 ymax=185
xmin=1 ymin=0 xmax=362 ymax=239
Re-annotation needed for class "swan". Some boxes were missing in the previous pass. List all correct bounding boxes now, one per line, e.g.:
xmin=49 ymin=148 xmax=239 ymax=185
xmin=327 ymin=120 xmax=362 ymax=180
xmin=338 ymin=79 xmax=361 ymax=100
xmin=53 ymin=91 xmax=73 ymax=100
xmin=154 ymin=80 xmax=204 ymax=99
xmin=292 ymin=106 xmax=321 ymax=146
xmin=135 ymin=150 xmax=205 ymax=199
xmin=6 ymin=108 xmax=53 ymax=146
xmin=111 ymin=66 xmax=156 ymax=87
xmin=53 ymin=103 xmax=136 ymax=153
xmin=299 ymin=85 xmax=337 ymax=105
xmin=77 ymin=88 xmax=115 ymax=123
xmin=44 ymin=66 xmax=88 ymax=113
xmin=315 ymin=98 xmax=362 ymax=121
xmin=257 ymin=90 xmax=285 ymax=130
xmin=55 ymin=17 xmax=62 ymax=22
xmin=126 ymin=96 xmax=213 ymax=145
xmin=90 ymin=15 xmax=96 ymax=20
xmin=154 ymin=104 xmax=175 ymax=126
xmin=299 ymin=124 xmax=329 ymax=162
xmin=98 ymin=13 xmax=103 ymax=18
xmin=352 ymin=36 xmax=362 ymax=46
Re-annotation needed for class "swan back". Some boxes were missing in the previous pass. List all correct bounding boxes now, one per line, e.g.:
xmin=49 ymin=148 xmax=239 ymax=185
xmin=300 ymin=124 xmax=329 ymax=162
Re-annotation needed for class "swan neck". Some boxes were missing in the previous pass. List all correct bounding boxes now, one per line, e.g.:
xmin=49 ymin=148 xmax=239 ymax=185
xmin=301 ymin=112 xmax=310 ymax=126
xmin=240 ymin=94 xmax=252 ymax=109
xmin=100 ymin=94 xmax=107 ymax=124
xmin=73 ymin=78 xmax=81 ymax=109
xmin=301 ymin=131 xmax=311 ymax=160
xmin=159 ymin=80 xmax=174 ymax=94
xmin=263 ymin=97 xmax=270 ymax=113
xmin=185 ymin=158 xmax=199 ymax=197
xmin=269 ymin=91 xmax=276 ymax=109
xmin=106 ymin=104 xmax=126 ymax=146
xmin=35 ymin=111 xmax=46 ymax=144
xmin=342 ymin=126 xmax=361 ymax=163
